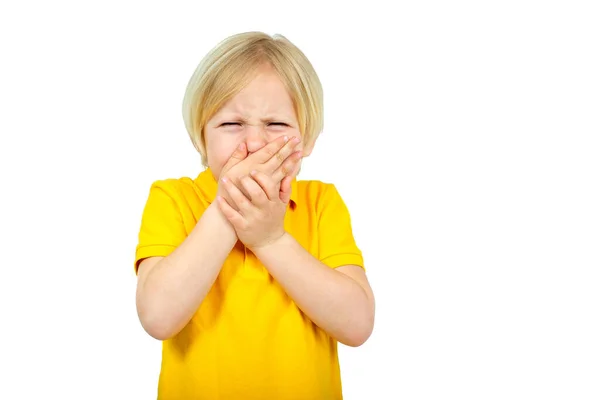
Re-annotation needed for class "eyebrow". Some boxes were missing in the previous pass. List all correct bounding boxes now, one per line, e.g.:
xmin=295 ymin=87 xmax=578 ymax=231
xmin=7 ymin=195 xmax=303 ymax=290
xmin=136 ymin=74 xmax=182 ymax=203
xmin=217 ymin=114 xmax=295 ymax=123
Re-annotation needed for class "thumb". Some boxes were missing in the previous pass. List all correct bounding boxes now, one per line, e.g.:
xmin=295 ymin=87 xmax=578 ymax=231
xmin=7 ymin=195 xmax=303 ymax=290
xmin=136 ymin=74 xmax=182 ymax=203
xmin=279 ymin=175 xmax=293 ymax=204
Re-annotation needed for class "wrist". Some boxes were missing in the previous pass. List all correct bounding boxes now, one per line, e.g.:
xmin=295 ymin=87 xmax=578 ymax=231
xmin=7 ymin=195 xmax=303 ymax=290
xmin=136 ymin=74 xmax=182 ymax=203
xmin=205 ymin=201 xmax=237 ymax=237
xmin=249 ymin=231 xmax=290 ymax=255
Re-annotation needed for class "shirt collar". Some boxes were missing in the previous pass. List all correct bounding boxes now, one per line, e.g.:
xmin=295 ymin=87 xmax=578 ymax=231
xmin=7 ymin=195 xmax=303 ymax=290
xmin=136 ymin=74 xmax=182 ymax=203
xmin=195 ymin=168 xmax=298 ymax=207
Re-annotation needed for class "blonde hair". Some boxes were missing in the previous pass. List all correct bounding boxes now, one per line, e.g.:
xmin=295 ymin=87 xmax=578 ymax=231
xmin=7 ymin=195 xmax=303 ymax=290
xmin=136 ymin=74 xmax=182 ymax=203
xmin=182 ymin=31 xmax=324 ymax=166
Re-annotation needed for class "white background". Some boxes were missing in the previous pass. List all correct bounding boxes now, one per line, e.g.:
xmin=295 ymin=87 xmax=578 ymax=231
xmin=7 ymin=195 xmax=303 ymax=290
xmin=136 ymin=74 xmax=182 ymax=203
xmin=1 ymin=1 xmax=599 ymax=399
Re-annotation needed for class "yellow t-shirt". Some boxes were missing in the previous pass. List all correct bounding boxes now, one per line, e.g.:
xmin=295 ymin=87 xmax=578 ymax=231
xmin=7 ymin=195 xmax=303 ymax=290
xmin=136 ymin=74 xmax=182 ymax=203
xmin=134 ymin=168 xmax=364 ymax=400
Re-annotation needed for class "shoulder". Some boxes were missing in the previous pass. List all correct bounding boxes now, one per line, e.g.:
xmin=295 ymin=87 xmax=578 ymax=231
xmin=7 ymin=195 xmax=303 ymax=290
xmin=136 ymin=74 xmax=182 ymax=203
xmin=142 ymin=176 xmax=194 ymax=201
xmin=297 ymin=178 xmax=332 ymax=196
xmin=146 ymin=176 xmax=197 ymax=197
xmin=295 ymin=179 xmax=347 ymax=209
xmin=141 ymin=175 xmax=204 ymax=213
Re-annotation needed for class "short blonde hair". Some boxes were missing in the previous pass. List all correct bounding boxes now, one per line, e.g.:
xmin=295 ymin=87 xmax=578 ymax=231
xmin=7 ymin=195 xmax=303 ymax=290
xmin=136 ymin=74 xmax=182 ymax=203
xmin=182 ymin=31 xmax=324 ymax=166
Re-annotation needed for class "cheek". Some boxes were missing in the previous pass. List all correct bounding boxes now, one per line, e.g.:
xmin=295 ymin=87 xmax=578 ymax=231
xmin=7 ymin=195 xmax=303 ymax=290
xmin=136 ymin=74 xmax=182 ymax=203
xmin=211 ymin=144 xmax=236 ymax=163
xmin=206 ymin=135 xmax=239 ymax=169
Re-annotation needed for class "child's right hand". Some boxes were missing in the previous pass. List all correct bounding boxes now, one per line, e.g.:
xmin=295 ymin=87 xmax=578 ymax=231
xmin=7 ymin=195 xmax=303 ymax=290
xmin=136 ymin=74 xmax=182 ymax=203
xmin=216 ymin=135 xmax=302 ymax=206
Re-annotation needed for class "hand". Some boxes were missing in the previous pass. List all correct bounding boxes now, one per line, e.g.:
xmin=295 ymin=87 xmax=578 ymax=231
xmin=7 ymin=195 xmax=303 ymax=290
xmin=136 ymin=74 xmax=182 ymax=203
xmin=216 ymin=157 xmax=302 ymax=250
xmin=216 ymin=135 xmax=302 ymax=207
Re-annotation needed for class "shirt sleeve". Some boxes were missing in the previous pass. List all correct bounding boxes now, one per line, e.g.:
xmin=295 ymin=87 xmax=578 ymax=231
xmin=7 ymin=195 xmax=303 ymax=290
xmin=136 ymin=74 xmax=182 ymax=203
xmin=317 ymin=184 xmax=364 ymax=270
xmin=133 ymin=181 xmax=188 ymax=274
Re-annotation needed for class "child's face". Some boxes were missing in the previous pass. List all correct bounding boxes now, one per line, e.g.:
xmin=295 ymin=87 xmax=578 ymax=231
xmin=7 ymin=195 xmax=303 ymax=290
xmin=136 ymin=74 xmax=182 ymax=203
xmin=204 ymin=64 xmax=309 ymax=179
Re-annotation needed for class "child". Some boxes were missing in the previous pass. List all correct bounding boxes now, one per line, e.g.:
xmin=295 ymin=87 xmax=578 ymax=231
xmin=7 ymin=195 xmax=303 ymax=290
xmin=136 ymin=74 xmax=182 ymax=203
xmin=134 ymin=31 xmax=375 ymax=400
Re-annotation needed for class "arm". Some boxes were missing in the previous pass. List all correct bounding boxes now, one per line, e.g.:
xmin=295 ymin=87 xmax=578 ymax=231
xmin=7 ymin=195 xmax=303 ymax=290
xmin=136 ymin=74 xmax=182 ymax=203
xmin=216 ymin=168 xmax=375 ymax=347
xmin=135 ymin=137 xmax=302 ymax=340
xmin=252 ymin=234 xmax=375 ymax=347
xmin=136 ymin=202 xmax=237 ymax=340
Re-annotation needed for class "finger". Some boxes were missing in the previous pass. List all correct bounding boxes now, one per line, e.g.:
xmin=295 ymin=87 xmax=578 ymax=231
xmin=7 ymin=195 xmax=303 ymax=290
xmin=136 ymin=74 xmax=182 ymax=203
xmin=240 ymin=174 xmax=269 ymax=205
xmin=280 ymin=175 xmax=293 ymax=204
xmin=222 ymin=143 xmax=248 ymax=173
xmin=216 ymin=195 xmax=247 ymax=229
xmin=273 ymin=151 xmax=303 ymax=182
xmin=221 ymin=176 xmax=253 ymax=215
xmin=264 ymin=136 xmax=301 ymax=173
xmin=250 ymin=169 xmax=279 ymax=201
xmin=279 ymin=156 xmax=302 ymax=202
xmin=247 ymin=135 xmax=289 ymax=164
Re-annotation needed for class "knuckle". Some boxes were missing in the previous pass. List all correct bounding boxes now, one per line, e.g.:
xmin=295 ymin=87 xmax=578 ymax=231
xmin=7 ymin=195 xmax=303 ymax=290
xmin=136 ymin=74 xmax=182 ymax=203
xmin=239 ymin=196 xmax=250 ymax=207
xmin=255 ymin=167 xmax=267 ymax=177
xmin=257 ymin=170 xmax=269 ymax=181
xmin=264 ymin=146 xmax=276 ymax=157
xmin=250 ymin=186 xmax=261 ymax=197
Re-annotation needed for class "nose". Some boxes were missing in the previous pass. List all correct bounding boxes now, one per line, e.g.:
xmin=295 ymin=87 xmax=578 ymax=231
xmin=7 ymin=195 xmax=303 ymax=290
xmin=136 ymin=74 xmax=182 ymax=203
xmin=245 ymin=125 xmax=268 ymax=154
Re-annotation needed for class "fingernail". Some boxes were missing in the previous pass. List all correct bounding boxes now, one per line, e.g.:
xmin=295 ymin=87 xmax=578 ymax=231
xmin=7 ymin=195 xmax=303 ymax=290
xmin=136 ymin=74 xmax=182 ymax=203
xmin=221 ymin=177 xmax=227 ymax=183
xmin=283 ymin=136 xmax=289 ymax=142
xmin=238 ymin=143 xmax=244 ymax=150
xmin=293 ymin=137 xmax=300 ymax=143
xmin=250 ymin=170 xmax=257 ymax=176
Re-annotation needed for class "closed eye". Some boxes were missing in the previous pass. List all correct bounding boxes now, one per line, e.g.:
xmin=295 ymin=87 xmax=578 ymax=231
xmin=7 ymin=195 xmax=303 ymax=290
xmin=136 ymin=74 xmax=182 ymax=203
xmin=220 ymin=122 xmax=288 ymax=127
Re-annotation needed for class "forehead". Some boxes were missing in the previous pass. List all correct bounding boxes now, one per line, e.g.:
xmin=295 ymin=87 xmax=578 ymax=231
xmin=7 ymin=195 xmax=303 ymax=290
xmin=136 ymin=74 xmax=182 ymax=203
xmin=217 ymin=67 xmax=295 ymax=116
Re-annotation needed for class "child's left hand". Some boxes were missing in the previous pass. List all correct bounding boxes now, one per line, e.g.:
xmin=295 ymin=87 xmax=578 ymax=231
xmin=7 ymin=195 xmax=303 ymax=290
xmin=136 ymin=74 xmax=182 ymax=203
xmin=216 ymin=165 xmax=299 ymax=250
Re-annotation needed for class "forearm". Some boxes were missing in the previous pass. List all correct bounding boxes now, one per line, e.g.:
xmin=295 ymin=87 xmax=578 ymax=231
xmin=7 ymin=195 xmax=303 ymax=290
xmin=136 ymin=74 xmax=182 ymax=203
xmin=252 ymin=233 xmax=373 ymax=347
xmin=137 ymin=202 xmax=237 ymax=340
